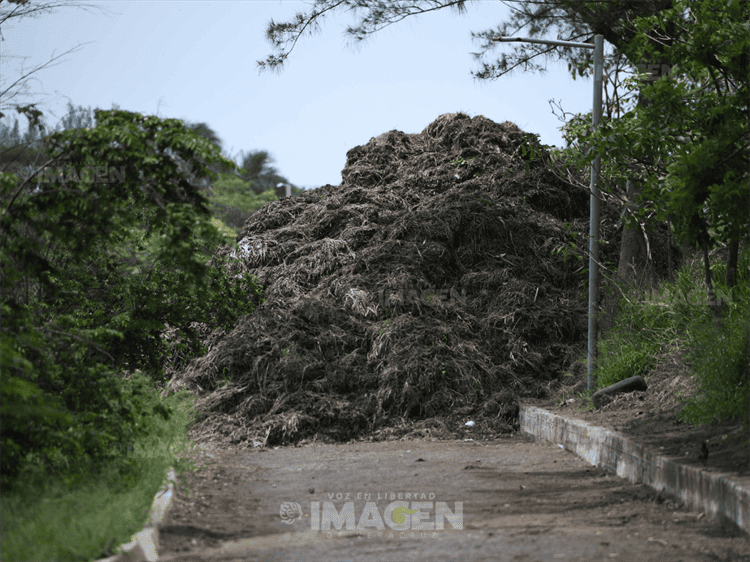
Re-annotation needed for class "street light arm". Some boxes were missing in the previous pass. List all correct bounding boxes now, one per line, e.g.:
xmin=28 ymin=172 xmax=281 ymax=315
xmin=492 ymin=36 xmax=595 ymax=50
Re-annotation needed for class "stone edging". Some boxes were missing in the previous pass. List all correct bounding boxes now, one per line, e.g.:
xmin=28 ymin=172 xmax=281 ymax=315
xmin=520 ymin=405 xmax=749 ymax=534
xmin=94 ymin=467 xmax=177 ymax=562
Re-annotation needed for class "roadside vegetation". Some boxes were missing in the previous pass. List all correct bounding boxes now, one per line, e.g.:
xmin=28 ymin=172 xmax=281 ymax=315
xmin=1 ymin=0 xmax=747 ymax=559
xmin=594 ymin=246 xmax=749 ymax=427
xmin=0 ymin=107 xmax=267 ymax=561
xmin=543 ymin=0 xmax=749 ymax=433
xmin=1 ymin=388 xmax=197 ymax=562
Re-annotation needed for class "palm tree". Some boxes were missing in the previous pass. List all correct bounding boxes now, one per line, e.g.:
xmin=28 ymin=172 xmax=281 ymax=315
xmin=235 ymin=149 xmax=289 ymax=196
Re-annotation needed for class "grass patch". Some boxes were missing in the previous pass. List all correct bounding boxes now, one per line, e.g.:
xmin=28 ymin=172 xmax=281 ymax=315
xmin=1 ymin=388 xmax=198 ymax=562
xmin=596 ymin=285 xmax=682 ymax=389
xmin=680 ymin=301 xmax=750 ymax=425
xmin=596 ymin=247 xmax=749 ymax=425
xmin=597 ymin=337 xmax=657 ymax=388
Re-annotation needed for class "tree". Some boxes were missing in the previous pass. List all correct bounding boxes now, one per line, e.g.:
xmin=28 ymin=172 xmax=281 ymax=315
xmin=1 ymin=0 xmax=115 ymax=185
xmin=0 ymin=0 xmax=265 ymax=492
xmin=255 ymin=0 xmax=697 ymax=282
xmin=0 ymin=109 xmax=264 ymax=488
xmin=0 ymin=101 xmax=100 ymax=179
xmin=257 ymin=1 xmax=672 ymax=85
xmin=0 ymin=113 xmax=49 ymax=177
xmin=0 ymin=0 xmax=112 ymax=125
xmin=164 ymin=120 xmax=229 ymax=187
xmin=145 ymin=121 xmax=299 ymax=201
xmin=234 ymin=149 xmax=294 ymax=196
xmin=559 ymin=0 xmax=748 ymax=291
xmin=210 ymin=171 xmax=278 ymax=229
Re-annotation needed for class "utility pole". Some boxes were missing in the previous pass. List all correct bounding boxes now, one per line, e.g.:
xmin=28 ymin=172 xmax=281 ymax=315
xmin=492 ymin=35 xmax=604 ymax=391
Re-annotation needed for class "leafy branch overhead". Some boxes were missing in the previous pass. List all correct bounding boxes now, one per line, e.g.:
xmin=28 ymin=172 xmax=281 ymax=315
xmin=258 ymin=1 xmax=469 ymax=72
xmin=555 ymin=0 xmax=748 ymax=251
xmin=257 ymin=0 xmax=674 ymax=82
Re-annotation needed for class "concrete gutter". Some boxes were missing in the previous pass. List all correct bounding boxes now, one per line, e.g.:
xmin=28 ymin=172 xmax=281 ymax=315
xmin=520 ymin=405 xmax=749 ymax=534
xmin=94 ymin=467 xmax=177 ymax=562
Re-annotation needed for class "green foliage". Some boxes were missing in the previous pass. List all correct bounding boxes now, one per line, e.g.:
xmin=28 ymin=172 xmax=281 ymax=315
xmin=681 ymin=313 xmax=750 ymax=425
xmin=597 ymin=247 xmax=749 ymax=424
xmin=595 ymin=286 xmax=673 ymax=388
xmin=209 ymin=216 xmax=238 ymax=247
xmin=232 ymin=149 xmax=293 ymax=196
xmin=554 ymin=0 xmax=749 ymax=250
xmin=1 ymin=389 xmax=198 ymax=562
xmin=209 ymin=172 xmax=278 ymax=229
xmin=677 ymin=250 xmax=750 ymax=424
xmin=0 ymin=109 xmax=264 ymax=491
xmin=597 ymin=338 xmax=655 ymax=388
xmin=1 ymin=356 xmax=164 ymax=491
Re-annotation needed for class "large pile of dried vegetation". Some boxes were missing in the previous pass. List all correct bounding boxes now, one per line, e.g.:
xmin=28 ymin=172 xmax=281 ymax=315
xmin=164 ymin=112 xmax=620 ymax=447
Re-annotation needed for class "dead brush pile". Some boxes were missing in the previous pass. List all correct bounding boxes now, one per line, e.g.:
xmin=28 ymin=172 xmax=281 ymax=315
xmin=164 ymin=112 xmax=619 ymax=447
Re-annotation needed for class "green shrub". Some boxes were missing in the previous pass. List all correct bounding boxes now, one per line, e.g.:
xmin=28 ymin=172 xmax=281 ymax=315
xmin=596 ymin=281 xmax=679 ymax=389
xmin=680 ymin=303 xmax=749 ymax=425
xmin=669 ymin=247 xmax=750 ymax=424
xmin=1 ymin=337 xmax=170 ymax=492
xmin=0 ymin=110 xmax=264 ymax=492
xmin=597 ymin=246 xmax=749 ymax=423
xmin=1 ymin=388 xmax=198 ymax=562
xmin=596 ymin=335 xmax=656 ymax=388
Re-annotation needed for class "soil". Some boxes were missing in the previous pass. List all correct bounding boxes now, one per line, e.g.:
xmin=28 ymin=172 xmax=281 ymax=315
xmin=537 ymin=352 xmax=750 ymax=487
xmin=158 ymin=435 xmax=750 ymax=561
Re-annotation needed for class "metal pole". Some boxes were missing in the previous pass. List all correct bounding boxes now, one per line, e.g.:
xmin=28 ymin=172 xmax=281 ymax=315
xmin=588 ymin=36 xmax=603 ymax=392
xmin=492 ymin=35 xmax=604 ymax=391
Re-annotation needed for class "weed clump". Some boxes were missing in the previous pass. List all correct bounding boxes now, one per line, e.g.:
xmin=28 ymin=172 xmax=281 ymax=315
xmin=594 ymin=248 xmax=749 ymax=425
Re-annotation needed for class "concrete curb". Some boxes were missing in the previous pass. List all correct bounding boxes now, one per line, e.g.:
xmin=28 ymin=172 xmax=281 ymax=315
xmin=520 ymin=405 xmax=749 ymax=534
xmin=94 ymin=467 xmax=177 ymax=562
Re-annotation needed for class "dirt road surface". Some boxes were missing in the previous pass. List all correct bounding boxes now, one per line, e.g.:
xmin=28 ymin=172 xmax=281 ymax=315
xmin=159 ymin=435 xmax=749 ymax=561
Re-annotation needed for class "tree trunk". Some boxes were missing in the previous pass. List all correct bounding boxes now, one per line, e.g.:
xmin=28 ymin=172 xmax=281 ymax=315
xmin=617 ymin=179 xmax=652 ymax=287
xmin=617 ymin=50 xmax=672 ymax=289
xmin=725 ymin=233 xmax=739 ymax=289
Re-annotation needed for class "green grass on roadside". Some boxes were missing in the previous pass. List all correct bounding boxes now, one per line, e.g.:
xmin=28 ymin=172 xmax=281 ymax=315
xmin=680 ymin=305 xmax=750 ymax=425
xmin=595 ymin=248 xmax=749 ymax=425
xmin=1 ymin=388 xmax=198 ymax=562
xmin=596 ymin=282 xmax=684 ymax=389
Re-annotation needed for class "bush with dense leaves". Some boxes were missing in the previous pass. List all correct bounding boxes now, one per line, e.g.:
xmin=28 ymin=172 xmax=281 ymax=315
xmin=0 ymin=110 xmax=263 ymax=490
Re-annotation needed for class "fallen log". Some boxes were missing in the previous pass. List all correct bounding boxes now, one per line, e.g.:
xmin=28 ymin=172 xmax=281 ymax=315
xmin=592 ymin=375 xmax=648 ymax=409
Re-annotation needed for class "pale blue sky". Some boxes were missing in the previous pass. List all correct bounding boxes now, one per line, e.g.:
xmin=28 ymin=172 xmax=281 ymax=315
xmin=3 ymin=0 xmax=598 ymax=190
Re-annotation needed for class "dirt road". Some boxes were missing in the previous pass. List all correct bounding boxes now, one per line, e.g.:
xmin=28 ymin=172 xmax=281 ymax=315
xmin=159 ymin=435 xmax=749 ymax=561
